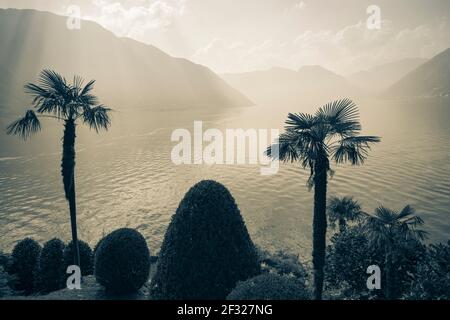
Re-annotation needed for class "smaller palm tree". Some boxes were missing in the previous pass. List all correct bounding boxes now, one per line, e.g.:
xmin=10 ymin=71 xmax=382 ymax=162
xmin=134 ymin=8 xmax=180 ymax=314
xmin=7 ymin=70 xmax=111 ymax=270
xmin=363 ymin=205 xmax=427 ymax=299
xmin=327 ymin=196 xmax=362 ymax=232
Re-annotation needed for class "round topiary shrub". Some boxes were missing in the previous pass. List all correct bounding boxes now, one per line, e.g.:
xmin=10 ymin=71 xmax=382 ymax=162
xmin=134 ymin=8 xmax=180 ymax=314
xmin=95 ymin=228 xmax=150 ymax=293
xmin=226 ymin=273 xmax=310 ymax=300
xmin=63 ymin=240 xmax=93 ymax=276
xmin=10 ymin=238 xmax=41 ymax=294
xmin=34 ymin=238 xmax=66 ymax=293
xmin=151 ymin=180 xmax=260 ymax=300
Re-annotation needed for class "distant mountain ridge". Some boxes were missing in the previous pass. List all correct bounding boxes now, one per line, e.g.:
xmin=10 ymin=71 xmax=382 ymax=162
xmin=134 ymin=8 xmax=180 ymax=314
xmin=385 ymin=48 xmax=450 ymax=98
xmin=0 ymin=9 xmax=252 ymax=113
xmin=222 ymin=65 xmax=360 ymax=106
xmin=348 ymin=58 xmax=427 ymax=94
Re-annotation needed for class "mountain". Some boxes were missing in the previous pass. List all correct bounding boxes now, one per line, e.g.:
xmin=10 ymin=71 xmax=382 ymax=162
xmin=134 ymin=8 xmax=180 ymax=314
xmin=348 ymin=58 xmax=427 ymax=94
xmin=222 ymin=65 xmax=360 ymax=106
xmin=385 ymin=48 xmax=450 ymax=98
xmin=0 ymin=9 xmax=252 ymax=114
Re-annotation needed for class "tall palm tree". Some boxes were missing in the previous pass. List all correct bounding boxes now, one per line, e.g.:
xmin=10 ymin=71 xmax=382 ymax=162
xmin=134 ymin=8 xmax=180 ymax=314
xmin=327 ymin=196 xmax=362 ymax=233
xmin=363 ymin=205 xmax=427 ymax=299
xmin=267 ymin=99 xmax=380 ymax=300
xmin=7 ymin=70 xmax=111 ymax=270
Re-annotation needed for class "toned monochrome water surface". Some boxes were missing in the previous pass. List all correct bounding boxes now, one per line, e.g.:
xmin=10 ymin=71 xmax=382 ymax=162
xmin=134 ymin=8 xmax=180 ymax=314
xmin=0 ymin=97 xmax=449 ymax=260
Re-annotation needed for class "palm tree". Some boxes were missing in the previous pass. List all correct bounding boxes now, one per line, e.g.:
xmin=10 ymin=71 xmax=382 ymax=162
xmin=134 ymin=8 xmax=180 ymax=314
xmin=327 ymin=196 xmax=362 ymax=233
xmin=7 ymin=70 xmax=111 ymax=270
xmin=363 ymin=205 xmax=427 ymax=299
xmin=267 ymin=99 xmax=380 ymax=300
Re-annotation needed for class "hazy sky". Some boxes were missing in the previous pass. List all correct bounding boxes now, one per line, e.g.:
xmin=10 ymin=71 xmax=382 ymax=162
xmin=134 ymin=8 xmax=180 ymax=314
xmin=1 ymin=0 xmax=450 ymax=74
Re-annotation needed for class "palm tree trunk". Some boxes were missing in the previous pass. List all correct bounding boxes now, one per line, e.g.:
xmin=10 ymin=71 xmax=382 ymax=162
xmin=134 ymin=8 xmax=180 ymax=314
xmin=62 ymin=118 xmax=80 ymax=268
xmin=312 ymin=156 xmax=328 ymax=300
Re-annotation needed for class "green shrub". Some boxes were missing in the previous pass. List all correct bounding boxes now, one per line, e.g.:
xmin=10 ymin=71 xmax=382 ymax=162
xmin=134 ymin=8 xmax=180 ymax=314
xmin=63 ymin=240 xmax=93 ymax=276
xmin=227 ymin=273 xmax=310 ymax=300
xmin=0 ymin=251 xmax=9 ymax=268
xmin=0 ymin=252 xmax=12 ymax=276
xmin=151 ymin=180 xmax=260 ymax=300
xmin=10 ymin=238 xmax=41 ymax=294
xmin=34 ymin=238 xmax=66 ymax=293
xmin=95 ymin=228 xmax=150 ymax=293
xmin=325 ymin=225 xmax=382 ymax=298
xmin=405 ymin=241 xmax=450 ymax=300
xmin=0 ymin=266 xmax=12 ymax=298
xmin=259 ymin=249 xmax=308 ymax=280
xmin=325 ymin=224 xmax=426 ymax=299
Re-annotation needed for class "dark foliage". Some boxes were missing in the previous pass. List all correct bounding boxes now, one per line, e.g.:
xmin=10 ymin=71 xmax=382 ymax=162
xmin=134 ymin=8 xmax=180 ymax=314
xmin=63 ymin=240 xmax=93 ymax=276
xmin=9 ymin=238 xmax=41 ymax=294
xmin=325 ymin=224 xmax=427 ymax=299
xmin=95 ymin=228 xmax=150 ymax=293
xmin=405 ymin=241 xmax=450 ymax=300
xmin=0 ymin=251 xmax=10 ymax=270
xmin=227 ymin=273 xmax=310 ymax=300
xmin=258 ymin=249 xmax=308 ymax=280
xmin=34 ymin=238 xmax=66 ymax=293
xmin=0 ymin=266 xmax=12 ymax=297
xmin=151 ymin=180 xmax=260 ymax=300
xmin=325 ymin=225 xmax=383 ymax=299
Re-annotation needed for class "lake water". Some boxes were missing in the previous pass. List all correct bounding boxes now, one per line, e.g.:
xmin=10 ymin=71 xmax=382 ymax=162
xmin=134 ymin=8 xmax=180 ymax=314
xmin=0 ymin=97 xmax=449 ymax=261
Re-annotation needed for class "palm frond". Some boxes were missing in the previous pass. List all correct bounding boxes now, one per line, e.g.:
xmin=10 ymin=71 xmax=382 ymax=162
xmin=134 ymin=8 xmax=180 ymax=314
xmin=285 ymin=112 xmax=318 ymax=131
xmin=82 ymin=105 xmax=111 ymax=132
xmin=6 ymin=110 xmax=41 ymax=139
xmin=327 ymin=196 xmax=362 ymax=223
xmin=35 ymin=69 xmax=68 ymax=98
xmin=25 ymin=70 xmax=71 ymax=117
xmin=80 ymin=79 xmax=96 ymax=97
xmin=332 ymin=135 xmax=381 ymax=165
xmin=374 ymin=206 xmax=397 ymax=223
xmin=316 ymin=98 xmax=359 ymax=124
xmin=316 ymin=99 xmax=360 ymax=135
xmin=396 ymin=205 xmax=415 ymax=220
xmin=364 ymin=205 xmax=428 ymax=248
xmin=266 ymin=131 xmax=300 ymax=162
xmin=72 ymin=75 xmax=84 ymax=94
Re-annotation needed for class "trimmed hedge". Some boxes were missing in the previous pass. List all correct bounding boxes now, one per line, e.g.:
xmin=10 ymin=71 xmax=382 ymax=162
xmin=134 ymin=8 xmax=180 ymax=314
xmin=10 ymin=238 xmax=41 ymax=294
xmin=63 ymin=240 xmax=93 ymax=276
xmin=34 ymin=238 xmax=66 ymax=293
xmin=95 ymin=228 xmax=150 ymax=293
xmin=151 ymin=180 xmax=260 ymax=299
xmin=227 ymin=273 xmax=310 ymax=300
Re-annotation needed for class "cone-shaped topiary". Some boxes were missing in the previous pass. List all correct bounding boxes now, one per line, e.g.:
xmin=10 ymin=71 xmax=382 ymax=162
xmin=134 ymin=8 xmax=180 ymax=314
xmin=63 ymin=240 xmax=93 ymax=276
xmin=95 ymin=228 xmax=150 ymax=293
xmin=10 ymin=238 xmax=41 ymax=294
xmin=34 ymin=238 xmax=66 ymax=293
xmin=151 ymin=180 xmax=260 ymax=300
xmin=226 ymin=273 xmax=310 ymax=300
